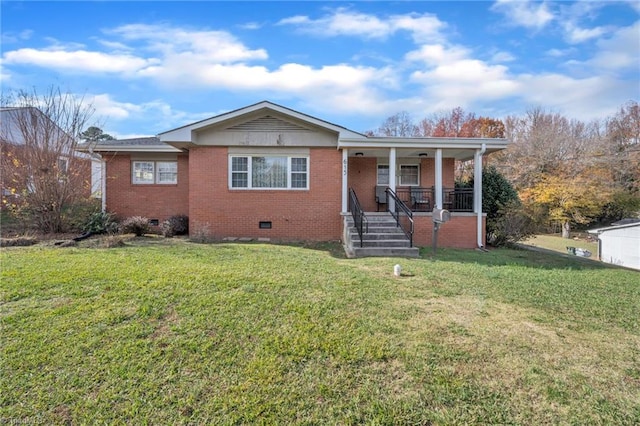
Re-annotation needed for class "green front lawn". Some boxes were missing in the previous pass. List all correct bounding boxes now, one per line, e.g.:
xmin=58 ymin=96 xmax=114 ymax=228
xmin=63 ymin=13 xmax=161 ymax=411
xmin=2 ymin=239 xmax=639 ymax=424
xmin=523 ymin=234 xmax=598 ymax=258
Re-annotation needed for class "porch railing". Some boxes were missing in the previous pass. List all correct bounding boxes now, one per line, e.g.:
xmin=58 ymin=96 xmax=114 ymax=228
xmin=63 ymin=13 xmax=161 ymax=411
xmin=386 ymin=188 xmax=414 ymax=247
xmin=394 ymin=187 xmax=474 ymax=212
xmin=348 ymin=188 xmax=368 ymax=248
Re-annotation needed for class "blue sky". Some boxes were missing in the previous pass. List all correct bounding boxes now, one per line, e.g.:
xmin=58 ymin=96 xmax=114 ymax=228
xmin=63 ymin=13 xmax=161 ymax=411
xmin=1 ymin=1 xmax=639 ymax=138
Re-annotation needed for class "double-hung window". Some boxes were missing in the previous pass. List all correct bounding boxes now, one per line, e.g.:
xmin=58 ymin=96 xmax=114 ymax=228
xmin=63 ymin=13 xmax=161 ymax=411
xmin=132 ymin=161 xmax=177 ymax=184
xmin=377 ymin=164 xmax=419 ymax=186
xmin=399 ymin=165 xmax=419 ymax=186
xmin=230 ymin=156 xmax=308 ymax=189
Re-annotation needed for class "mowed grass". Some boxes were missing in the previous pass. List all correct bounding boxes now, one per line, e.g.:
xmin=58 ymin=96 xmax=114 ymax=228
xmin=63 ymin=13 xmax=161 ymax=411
xmin=523 ymin=234 xmax=598 ymax=258
xmin=1 ymin=239 xmax=639 ymax=425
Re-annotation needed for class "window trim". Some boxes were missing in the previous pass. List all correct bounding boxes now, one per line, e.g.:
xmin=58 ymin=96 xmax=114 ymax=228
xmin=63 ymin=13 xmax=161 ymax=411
xmin=377 ymin=163 xmax=420 ymax=186
xmin=229 ymin=155 xmax=309 ymax=190
xmin=399 ymin=164 xmax=420 ymax=186
xmin=132 ymin=160 xmax=178 ymax=185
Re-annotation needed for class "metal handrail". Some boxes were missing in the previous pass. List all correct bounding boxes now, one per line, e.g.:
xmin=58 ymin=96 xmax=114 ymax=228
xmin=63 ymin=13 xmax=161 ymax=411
xmin=393 ymin=187 xmax=474 ymax=212
xmin=385 ymin=188 xmax=414 ymax=247
xmin=348 ymin=188 xmax=368 ymax=248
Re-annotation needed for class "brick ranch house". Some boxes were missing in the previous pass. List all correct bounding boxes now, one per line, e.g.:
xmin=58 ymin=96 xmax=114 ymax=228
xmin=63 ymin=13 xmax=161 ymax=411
xmin=80 ymin=101 xmax=509 ymax=256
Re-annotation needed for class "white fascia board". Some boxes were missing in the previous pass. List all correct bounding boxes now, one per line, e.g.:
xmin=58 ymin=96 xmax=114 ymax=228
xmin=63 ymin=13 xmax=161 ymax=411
xmin=158 ymin=101 xmax=366 ymax=143
xmin=82 ymin=145 xmax=182 ymax=153
xmin=588 ymin=223 xmax=640 ymax=234
xmin=338 ymin=137 xmax=509 ymax=150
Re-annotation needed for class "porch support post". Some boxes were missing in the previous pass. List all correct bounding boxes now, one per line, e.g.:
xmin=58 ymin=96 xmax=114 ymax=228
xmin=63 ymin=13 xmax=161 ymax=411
xmin=388 ymin=148 xmax=397 ymax=210
xmin=434 ymin=148 xmax=443 ymax=209
xmin=474 ymin=143 xmax=487 ymax=248
xmin=341 ymin=148 xmax=348 ymax=213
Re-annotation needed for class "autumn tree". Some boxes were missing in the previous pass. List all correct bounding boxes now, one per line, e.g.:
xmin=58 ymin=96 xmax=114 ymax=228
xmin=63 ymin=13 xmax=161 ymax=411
xmin=522 ymin=173 xmax=609 ymax=238
xmin=0 ymin=87 xmax=95 ymax=233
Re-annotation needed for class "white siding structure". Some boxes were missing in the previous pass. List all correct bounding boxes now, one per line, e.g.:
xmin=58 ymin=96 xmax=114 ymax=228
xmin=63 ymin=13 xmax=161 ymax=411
xmin=588 ymin=223 xmax=640 ymax=271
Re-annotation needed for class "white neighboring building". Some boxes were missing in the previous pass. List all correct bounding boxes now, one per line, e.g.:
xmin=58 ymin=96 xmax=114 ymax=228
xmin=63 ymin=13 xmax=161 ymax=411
xmin=588 ymin=221 xmax=640 ymax=271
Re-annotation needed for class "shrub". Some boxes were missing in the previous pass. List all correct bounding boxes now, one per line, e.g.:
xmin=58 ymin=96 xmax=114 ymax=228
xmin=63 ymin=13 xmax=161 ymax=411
xmin=121 ymin=216 xmax=150 ymax=237
xmin=82 ymin=211 xmax=118 ymax=235
xmin=488 ymin=200 xmax=536 ymax=247
xmin=161 ymin=215 xmax=189 ymax=238
xmin=64 ymin=199 xmax=102 ymax=232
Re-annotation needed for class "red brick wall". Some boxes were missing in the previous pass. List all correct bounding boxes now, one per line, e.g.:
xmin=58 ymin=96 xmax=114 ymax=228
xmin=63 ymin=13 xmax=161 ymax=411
xmin=188 ymin=146 xmax=343 ymax=241
xmin=348 ymin=156 xmax=458 ymax=211
xmin=348 ymin=157 xmax=378 ymax=211
xmin=413 ymin=214 xmax=485 ymax=248
xmin=102 ymin=148 xmax=483 ymax=247
xmin=418 ymin=158 xmax=455 ymax=187
xmin=104 ymin=154 xmax=189 ymax=222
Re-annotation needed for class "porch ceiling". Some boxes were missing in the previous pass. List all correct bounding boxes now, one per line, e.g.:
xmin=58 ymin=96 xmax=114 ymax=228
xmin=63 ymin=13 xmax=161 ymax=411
xmin=345 ymin=147 xmax=497 ymax=161
xmin=339 ymin=136 xmax=509 ymax=161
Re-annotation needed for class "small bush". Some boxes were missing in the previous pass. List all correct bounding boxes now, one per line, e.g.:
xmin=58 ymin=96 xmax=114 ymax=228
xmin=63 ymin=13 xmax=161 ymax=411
xmin=488 ymin=201 xmax=536 ymax=247
xmin=64 ymin=199 xmax=102 ymax=232
xmin=161 ymin=215 xmax=189 ymax=238
xmin=121 ymin=216 xmax=150 ymax=237
xmin=82 ymin=211 xmax=118 ymax=235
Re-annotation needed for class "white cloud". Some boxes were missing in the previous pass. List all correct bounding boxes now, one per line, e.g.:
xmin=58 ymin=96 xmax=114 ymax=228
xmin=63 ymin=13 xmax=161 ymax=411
xmin=90 ymin=94 xmax=142 ymax=119
xmin=278 ymin=8 xmax=445 ymax=43
xmin=514 ymin=73 xmax=631 ymax=120
xmin=238 ymin=22 xmax=262 ymax=30
xmin=405 ymin=43 xmax=520 ymax=111
xmin=3 ymin=48 xmax=158 ymax=74
xmin=1 ymin=29 xmax=33 ymax=44
xmin=546 ymin=48 xmax=574 ymax=58
xmin=107 ymin=24 xmax=268 ymax=63
xmin=491 ymin=0 xmax=555 ymax=30
xmin=563 ymin=22 xmax=607 ymax=44
xmin=491 ymin=51 xmax=516 ymax=63
xmin=88 ymin=93 xmax=216 ymax=134
xmin=587 ymin=21 xmax=640 ymax=72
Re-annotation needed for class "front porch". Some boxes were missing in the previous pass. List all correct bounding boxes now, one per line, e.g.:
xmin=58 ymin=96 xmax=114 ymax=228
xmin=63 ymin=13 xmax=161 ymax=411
xmin=338 ymin=138 xmax=507 ymax=256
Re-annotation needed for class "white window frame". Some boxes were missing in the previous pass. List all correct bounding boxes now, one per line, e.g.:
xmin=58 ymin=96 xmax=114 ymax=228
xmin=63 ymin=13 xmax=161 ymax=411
xmin=156 ymin=161 xmax=178 ymax=184
xmin=229 ymin=155 xmax=309 ymax=190
xmin=132 ymin=161 xmax=177 ymax=185
xmin=377 ymin=164 xmax=390 ymax=185
xmin=377 ymin=163 xmax=420 ymax=186
xmin=399 ymin=164 xmax=419 ymax=186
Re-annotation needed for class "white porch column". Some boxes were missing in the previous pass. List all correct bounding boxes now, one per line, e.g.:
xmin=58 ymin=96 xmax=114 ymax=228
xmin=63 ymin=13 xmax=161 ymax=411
xmin=388 ymin=148 xmax=397 ymax=191
xmin=434 ymin=148 xmax=443 ymax=209
xmin=388 ymin=148 xmax=397 ymax=210
xmin=341 ymin=149 xmax=348 ymax=212
xmin=474 ymin=144 xmax=486 ymax=248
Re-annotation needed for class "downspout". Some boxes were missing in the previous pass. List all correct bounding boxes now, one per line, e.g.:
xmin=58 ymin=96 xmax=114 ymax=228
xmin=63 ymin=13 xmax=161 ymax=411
xmin=475 ymin=143 xmax=486 ymax=249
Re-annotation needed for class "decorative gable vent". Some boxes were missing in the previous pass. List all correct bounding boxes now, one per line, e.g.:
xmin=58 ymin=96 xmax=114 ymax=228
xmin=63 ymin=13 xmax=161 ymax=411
xmin=227 ymin=115 xmax=311 ymax=132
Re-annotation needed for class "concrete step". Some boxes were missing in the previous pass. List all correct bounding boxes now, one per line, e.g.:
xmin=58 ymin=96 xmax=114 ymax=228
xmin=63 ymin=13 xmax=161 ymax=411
xmin=360 ymin=240 xmax=411 ymax=248
xmin=343 ymin=214 xmax=417 ymax=258
xmin=349 ymin=232 xmax=408 ymax=241
xmin=348 ymin=246 xmax=420 ymax=258
xmin=348 ymin=228 xmax=404 ymax=236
